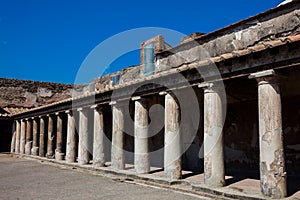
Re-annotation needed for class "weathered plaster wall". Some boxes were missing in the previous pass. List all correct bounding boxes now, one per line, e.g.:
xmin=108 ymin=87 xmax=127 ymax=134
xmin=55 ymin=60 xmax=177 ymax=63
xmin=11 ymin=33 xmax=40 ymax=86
xmin=157 ymin=4 xmax=300 ymax=71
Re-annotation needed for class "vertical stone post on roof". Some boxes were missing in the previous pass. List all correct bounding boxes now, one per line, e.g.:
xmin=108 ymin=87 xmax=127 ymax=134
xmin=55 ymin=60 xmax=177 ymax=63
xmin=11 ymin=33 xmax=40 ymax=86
xmin=160 ymin=91 xmax=182 ymax=180
xmin=132 ymin=96 xmax=150 ymax=174
xmin=78 ymin=108 xmax=90 ymax=165
xmin=39 ymin=116 xmax=45 ymax=157
xmin=92 ymin=105 xmax=105 ymax=167
xmin=46 ymin=114 xmax=55 ymax=159
xmin=198 ymin=82 xmax=225 ymax=187
xmin=31 ymin=117 xmax=39 ymax=156
xmin=249 ymin=70 xmax=287 ymax=198
xmin=66 ymin=110 xmax=76 ymax=163
xmin=110 ymin=101 xmax=125 ymax=170
xmin=55 ymin=112 xmax=64 ymax=161
xmin=15 ymin=120 xmax=21 ymax=153
xmin=25 ymin=118 xmax=32 ymax=155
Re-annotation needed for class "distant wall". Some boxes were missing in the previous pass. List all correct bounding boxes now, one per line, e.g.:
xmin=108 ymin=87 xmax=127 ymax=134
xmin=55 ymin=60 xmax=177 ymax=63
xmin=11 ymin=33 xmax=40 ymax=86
xmin=0 ymin=78 xmax=83 ymax=108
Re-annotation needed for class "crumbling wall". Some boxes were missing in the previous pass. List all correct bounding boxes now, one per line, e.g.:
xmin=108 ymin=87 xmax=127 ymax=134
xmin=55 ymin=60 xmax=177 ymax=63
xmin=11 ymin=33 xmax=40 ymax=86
xmin=157 ymin=4 xmax=300 ymax=71
xmin=0 ymin=78 xmax=81 ymax=108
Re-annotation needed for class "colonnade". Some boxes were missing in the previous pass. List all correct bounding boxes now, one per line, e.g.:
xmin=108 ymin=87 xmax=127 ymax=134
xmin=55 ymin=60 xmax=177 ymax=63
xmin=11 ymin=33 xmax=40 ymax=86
xmin=11 ymin=69 xmax=287 ymax=198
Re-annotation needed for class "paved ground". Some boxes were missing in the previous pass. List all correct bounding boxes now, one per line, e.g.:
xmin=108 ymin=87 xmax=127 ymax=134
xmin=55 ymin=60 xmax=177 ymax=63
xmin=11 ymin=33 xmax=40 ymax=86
xmin=0 ymin=154 xmax=206 ymax=200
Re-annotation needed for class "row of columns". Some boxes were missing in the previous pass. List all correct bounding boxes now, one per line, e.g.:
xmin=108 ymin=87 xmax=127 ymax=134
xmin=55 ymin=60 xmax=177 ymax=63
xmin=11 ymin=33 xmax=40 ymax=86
xmin=10 ymin=69 xmax=287 ymax=198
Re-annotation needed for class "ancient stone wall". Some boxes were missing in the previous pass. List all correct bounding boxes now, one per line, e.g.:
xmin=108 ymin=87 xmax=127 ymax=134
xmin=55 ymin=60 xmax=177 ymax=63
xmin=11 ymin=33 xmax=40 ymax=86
xmin=0 ymin=78 xmax=82 ymax=109
xmin=157 ymin=3 xmax=300 ymax=71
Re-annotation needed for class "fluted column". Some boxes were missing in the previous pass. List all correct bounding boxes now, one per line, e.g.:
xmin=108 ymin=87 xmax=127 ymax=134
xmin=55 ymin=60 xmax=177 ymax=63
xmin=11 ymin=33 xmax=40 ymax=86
xmin=25 ymin=119 xmax=32 ymax=155
xmin=20 ymin=119 xmax=26 ymax=154
xmin=199 ymin=83 xmax=225 ymax=187
xmin=249 ymin=70 xmax=287 ymax=198
xmin=31 ymin=117 xmax=39 ymax=156
xmin=160 ymin=92 xmax=182 ymax=179
xmin=10 ymin=121 xmax=16 ymax=153
xmin=15 ymin=120 xmax=21 ymax=153
xmin=39 ymin=116 xmax=45 ymax=157
xmin=46 ymin=115 xmax=55 ymax=159
xmin=132 ymin=96 xmax=150 ymax=174
xmin=55 ymin=112 xmax=64 ymax=161
xmin=78 ymin=108 xmax=90 ymax=165
xmin=66 ymin=110 xmax=76 ymax=163
xmin=110 ymin=101 xmax=125 ymax=170
xmin=92 ymin=105 xmax=105 ymax=167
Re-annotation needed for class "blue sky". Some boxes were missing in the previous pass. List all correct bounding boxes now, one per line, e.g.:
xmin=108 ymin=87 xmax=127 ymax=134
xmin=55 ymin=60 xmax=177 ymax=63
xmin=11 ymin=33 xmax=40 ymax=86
xmin=0 ymin=0 xmax=283 ymax=84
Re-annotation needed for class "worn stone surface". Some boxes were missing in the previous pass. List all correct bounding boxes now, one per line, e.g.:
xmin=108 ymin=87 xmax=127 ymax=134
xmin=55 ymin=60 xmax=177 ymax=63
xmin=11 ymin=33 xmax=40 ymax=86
xmin=111 ymin=104 xmax=125 ymax=170
xmin=31 ymin=118 xmax=38 ymax=155
xmin=25 ymin=119 xmax=32 ymax=155
xmin=55 ymin=113 xmax=63 ymax=161
xmin=0 ymin=78 xmax=82 ymax=109
xmin=256 ymin=76 xmax=287 ymax=198
xmin=157 ymin=5 xmax=300 ymax=71
xmin=78 ymin=109 xmax=90 ymax=165
xmin=66 ymin=111 xmax=76 ymax=163
xmin=93 ymin=107 xmax=105 ymax=167
xmin=164 ymin=93 xmax=182 ymax=179
xmin=20 ymin=120 xmax=26 ymax=154
xmin=14 ymin=120 xmax=21 ymax=153
xmin=46 ymin=115 xmax=54 ymax=159
xmin=10 ymin=122 xmax=16 ymax=153
xmin=39 ymin=117 xmax=45 ymax=157
xmin=202 ymin=84 xmax=225 ymax=187
xmin=134 ymin=98 xmax=150 ymax=174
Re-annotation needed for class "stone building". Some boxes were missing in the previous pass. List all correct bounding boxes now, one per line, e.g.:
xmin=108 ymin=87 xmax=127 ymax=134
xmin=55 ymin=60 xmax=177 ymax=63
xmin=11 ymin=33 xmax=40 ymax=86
xmin=4 ymin=1 xmax=300 ymax=198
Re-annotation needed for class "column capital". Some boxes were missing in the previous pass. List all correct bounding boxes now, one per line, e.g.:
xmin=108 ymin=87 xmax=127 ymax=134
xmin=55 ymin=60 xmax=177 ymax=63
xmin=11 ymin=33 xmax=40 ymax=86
xmin=77 ymin=107 xmax=88 ymax=112
xmin=249 ymin=69 xmax=275 ymax=79
xmin=65 ymin=110 xmax=73 ymax=115
xmin=159 ymin=91 xmax=168 ymax=96
xmin=109 ymin=100 xmax=127 ymax=108
xmin=131 ymin=96 xmax=142 ymax=101
xmin=198 ymin=82 xmax=223 ymax=93
xmin=249 ymin=70 xmax=278 ymax=85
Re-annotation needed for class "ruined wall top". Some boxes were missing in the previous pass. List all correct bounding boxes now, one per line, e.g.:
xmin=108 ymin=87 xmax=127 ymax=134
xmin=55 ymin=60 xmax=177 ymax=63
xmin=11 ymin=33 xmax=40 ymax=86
xmin=0 ymin=78 xmax=84 ymax=116
xmin=91 ymin=1 xmax=300 ymax=90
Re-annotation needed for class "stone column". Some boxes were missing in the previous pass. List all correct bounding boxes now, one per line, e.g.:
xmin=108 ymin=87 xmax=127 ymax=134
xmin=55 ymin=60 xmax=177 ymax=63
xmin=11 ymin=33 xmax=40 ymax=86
xmin=132 ymin=96 xmax=150 ymax=174
xmin=25 ymin=119 xmax=32 ymax=155
xmin=39 ymin=116 xmax=45 ymax=157
xmin=199 ymin=83 xmax=225 ymax=187
xmin=78 ymin=108 xmax=90 ymax=165
xmin=46 ymin=115 xmax=55 ymax=159
xmin=31 ymin=117 xmax=39 ymax=156
xmin=66 ymin=110 xmax=76 ymax=163
xmin=10 ymin=121 xmax=16 ymax=153
xmin=92 ymin=105 xmax=105 ymax=167
xmin=161 ymin=92 xmax=182 ymax=179
xmin=110 ymin=101 xmax=125 ymax=170
xmin=249 ymin=70 xmax=287 ymax=198
xmin=55 ymin=112 xmax=64 ymax=161
xmin=20 ymin=119 xmax=26 ymax=154
xmin=15 ymin=120 xmax=21 ymax=153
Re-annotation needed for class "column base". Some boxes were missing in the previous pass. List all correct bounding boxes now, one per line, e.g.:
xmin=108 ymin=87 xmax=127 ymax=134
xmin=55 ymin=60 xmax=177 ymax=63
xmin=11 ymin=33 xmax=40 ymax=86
xmin=31 ymin=147 xmax=39 ymax=156
xmin=55 ymin=150 xmax=64 ymax=161
xmin=93 ymin=158 xmax=105 ymax=168
xmin=25 ymin=142 xmax=32 ymax=155
xmin=46 ymin=152 xmax=54 ymax=159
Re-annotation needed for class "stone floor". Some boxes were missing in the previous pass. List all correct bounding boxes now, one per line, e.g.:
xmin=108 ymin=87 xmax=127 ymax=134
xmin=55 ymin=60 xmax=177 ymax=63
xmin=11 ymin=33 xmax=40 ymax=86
xmin=121 ymin=163 xmax=300 ymax=199
xmin=3 ymin=154 xmax=300 ymax=200
xmin=0 ymin=154 xmax=207 ymax=200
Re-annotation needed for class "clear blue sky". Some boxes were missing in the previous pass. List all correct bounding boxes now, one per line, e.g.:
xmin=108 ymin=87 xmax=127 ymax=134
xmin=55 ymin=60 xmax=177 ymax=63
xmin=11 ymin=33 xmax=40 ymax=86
xmin=0 ymin=0 xmax=283 ymax=84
